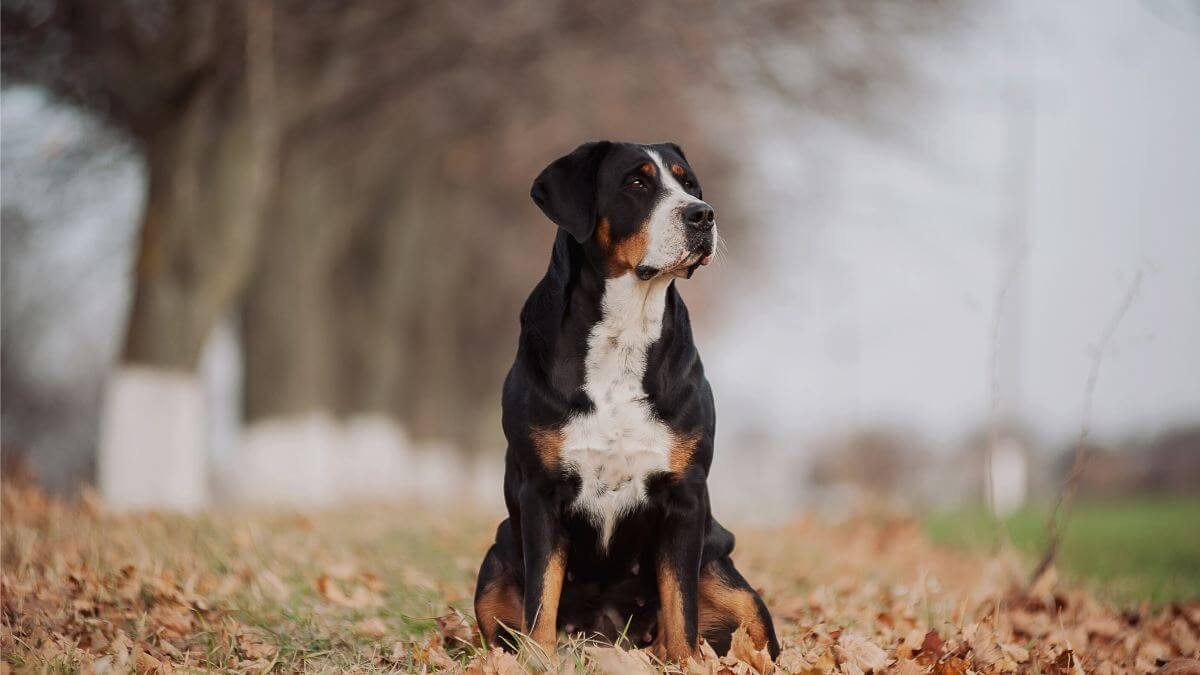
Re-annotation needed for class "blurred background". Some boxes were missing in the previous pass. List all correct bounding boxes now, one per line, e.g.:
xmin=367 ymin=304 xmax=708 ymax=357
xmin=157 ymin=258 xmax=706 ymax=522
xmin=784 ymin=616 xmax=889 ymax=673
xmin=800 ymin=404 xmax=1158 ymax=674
xmin=2 ymin=0 xmax=1198 ymax=590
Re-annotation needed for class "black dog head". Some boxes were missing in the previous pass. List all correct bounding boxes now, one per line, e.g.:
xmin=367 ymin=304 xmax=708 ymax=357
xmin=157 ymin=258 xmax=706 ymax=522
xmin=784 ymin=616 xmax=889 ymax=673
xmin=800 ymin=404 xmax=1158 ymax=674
xmin=531 ymin=141 xmax=716 ymax=280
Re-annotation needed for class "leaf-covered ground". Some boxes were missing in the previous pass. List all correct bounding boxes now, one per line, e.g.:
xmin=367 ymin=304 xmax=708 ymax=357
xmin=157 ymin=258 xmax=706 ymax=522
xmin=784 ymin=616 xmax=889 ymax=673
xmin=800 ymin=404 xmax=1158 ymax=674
xmin=2 ymin=480 xmax=1198 ymax=674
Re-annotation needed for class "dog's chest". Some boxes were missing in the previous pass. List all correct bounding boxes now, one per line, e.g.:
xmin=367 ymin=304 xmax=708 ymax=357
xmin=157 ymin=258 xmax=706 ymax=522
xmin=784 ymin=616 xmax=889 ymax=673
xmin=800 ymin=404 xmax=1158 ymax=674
xmin=560 ymin=276 xmax=673 ymax=548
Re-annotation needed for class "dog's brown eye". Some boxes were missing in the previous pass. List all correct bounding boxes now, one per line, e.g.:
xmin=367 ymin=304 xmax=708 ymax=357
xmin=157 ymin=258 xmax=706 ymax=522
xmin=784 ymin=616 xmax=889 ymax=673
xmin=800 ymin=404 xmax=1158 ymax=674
xmin=684 ymin=179 xmax=696 ymax=190
xmin=627 ymin=178 xmax=646 ymax=190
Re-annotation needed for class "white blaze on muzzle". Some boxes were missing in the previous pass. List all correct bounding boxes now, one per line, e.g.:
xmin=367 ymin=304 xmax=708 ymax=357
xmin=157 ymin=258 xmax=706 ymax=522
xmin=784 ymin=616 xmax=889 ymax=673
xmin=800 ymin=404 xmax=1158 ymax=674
xmin=638 ymin=149 xmax=711 ymax=274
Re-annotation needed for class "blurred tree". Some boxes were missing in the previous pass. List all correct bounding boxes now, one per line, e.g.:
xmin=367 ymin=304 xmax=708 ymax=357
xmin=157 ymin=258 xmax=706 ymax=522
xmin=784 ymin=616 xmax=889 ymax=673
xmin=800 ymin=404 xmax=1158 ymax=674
xmin=3 ymin=0 xmax=969 ymax=504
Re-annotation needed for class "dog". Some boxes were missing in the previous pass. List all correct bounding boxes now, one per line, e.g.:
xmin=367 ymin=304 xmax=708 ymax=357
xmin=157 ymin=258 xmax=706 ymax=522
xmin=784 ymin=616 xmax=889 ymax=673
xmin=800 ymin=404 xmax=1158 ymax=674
xmin=473 ymin=141 xmax=779 ymax=663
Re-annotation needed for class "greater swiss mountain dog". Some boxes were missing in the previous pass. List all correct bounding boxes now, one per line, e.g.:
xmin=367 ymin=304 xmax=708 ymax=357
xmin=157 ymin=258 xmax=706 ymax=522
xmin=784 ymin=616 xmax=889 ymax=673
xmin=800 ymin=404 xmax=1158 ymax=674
xmin=473 ymin=141 xmax=779 ymax=663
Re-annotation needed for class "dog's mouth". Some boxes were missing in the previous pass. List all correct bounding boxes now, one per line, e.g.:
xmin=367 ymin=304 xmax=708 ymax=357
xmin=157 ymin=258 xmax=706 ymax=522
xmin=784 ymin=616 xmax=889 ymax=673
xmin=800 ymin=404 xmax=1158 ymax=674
xmin=635 ymin=247 xmax=713 ymax=281
xmin=680 ymin=246 xmax=714 ymax=279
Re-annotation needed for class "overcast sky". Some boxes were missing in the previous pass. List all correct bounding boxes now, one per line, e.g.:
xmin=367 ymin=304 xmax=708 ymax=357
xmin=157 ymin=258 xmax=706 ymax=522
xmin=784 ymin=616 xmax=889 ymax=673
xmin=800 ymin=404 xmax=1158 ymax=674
xmin=705 ymin=0 xmax=1200 ymax=457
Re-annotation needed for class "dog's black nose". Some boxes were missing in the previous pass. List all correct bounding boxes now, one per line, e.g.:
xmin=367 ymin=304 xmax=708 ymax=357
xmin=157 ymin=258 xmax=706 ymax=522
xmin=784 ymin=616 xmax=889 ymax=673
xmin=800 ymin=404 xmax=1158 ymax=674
xmin=683 ymin=202 xmax=715 ymax=231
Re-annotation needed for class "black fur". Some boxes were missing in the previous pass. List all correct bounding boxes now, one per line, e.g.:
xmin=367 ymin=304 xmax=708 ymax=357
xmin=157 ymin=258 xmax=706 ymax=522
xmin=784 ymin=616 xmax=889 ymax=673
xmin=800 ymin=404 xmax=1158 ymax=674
xmin=475 ymin=141 xmax=779 ymax=659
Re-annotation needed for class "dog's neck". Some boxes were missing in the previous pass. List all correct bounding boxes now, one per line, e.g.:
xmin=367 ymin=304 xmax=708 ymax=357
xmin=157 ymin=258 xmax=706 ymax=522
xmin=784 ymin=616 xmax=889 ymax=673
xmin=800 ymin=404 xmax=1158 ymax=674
xmin=551 ymin=231 xmax=675 ymax=337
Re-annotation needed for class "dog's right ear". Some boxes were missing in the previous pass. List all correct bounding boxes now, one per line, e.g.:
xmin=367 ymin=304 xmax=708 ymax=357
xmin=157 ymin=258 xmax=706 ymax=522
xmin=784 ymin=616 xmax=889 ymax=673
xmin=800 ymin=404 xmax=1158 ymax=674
xmin=530 ymin=141 xmax=612 ymax=243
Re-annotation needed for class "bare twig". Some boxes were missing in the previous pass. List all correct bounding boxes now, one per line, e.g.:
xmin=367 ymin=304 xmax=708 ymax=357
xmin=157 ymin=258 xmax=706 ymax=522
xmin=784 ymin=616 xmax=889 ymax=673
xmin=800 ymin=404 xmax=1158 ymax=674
xmin=1030 ymin=270 xmax=1144 ymax=584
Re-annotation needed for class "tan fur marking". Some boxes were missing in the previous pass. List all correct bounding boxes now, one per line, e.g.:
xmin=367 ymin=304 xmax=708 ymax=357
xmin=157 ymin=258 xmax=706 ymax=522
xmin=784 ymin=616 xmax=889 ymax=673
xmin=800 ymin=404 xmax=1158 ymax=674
xmin=640 ymin=162 xmax=657 ymax=177
xmin=595 ymin=217 xmax=613 ymax=250
xmin=475 ymin=575 xmax=523 ymax=645
xmin=671 ymin=164 xmax=686 ymax=177
xmin=669 ymin=433 xmax=700 ymax=475
xmin=531 ymin=426 xmax=564 ymax=472
xmin=530 ymin=545 xmax=566 ymax=653
xmin=596 ymin=217 xmax=650 ymax=277
xmin=697 ymin=564 xmax=769 ymax=649
xmin=653 ymin=557 xmax=695 ymax=662
xmin=611 ymin=222 xmax=649 ymax=275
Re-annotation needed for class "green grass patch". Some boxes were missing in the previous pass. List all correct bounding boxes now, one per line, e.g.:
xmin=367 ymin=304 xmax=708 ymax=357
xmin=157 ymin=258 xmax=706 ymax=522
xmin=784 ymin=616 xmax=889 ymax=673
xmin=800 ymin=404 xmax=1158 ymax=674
xmin=925 ymin=498 xmax=1200 ymax=605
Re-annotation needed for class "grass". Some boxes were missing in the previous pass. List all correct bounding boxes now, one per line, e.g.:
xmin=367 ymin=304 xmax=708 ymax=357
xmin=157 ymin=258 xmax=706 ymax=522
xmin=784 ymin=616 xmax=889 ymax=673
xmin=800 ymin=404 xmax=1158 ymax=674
xmin=924 ymin=498 xmax=1200 ymax=605
xmin=4 ymin=481 xmax=1198 ymax=672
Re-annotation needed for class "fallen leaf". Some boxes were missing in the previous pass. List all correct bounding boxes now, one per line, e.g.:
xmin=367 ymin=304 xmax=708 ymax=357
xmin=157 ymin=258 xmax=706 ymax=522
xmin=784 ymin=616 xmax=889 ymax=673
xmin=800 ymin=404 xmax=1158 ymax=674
xmin=776 ymin=647 xmax=816 ymax=674
xmin=134 ymin=651 xmax=170 ymax=674
xmin=314 ymin=574 xmax=381 ymax=608
xmin=730 ymin=624 xmax=776 ymax=674
xmin=589 ymin=646 xmax=658 ymax=674
xmin=465 ymin=647 xmax=525 ymax=675
xmin=236 ymin=629 xmax=277 ymax=661
xmin=836 ymin=634 xmax=889 ymax=674
xmin=890 ymin=658 xmax=926 ymax=675
xmin=897 ymin=629 xmax=925 ymax=659
xmin=436 ymin=610 xmax=477 ymax=648
xmin=919 ymin=630 xmax=945 ymax=661
xmin=1156 ymin=659 xmax=1200 ymax=675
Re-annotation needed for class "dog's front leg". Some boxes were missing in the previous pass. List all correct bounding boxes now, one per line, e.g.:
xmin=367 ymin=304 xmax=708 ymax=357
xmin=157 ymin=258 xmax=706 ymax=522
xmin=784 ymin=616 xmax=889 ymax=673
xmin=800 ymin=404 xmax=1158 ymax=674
xmin=652 ymin=481 xmax=706 ymax=663
xmin=520 ymin=480 xmax=566 ymax=656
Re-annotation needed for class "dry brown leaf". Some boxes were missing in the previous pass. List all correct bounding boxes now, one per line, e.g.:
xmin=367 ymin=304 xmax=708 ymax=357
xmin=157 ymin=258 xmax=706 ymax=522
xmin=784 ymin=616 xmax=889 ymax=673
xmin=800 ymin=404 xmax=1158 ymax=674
xmin=1085 ymin=615 xmax=1124 ymax=641
xmin=1171 ymin=619 xmax=1198 ymax=655
xmin=687 ymin=639 xmax=729 ymax=675
xmin=889 ymin=658 xmax=927 ymax=675
xmin=314 ymin=574 xmax=381 ymax=608
xmin=1000 ymin=641 xmax=1030 ymax=664
xmin=134 ymin=650 xmax=171 ymax=674
xmin=436 ymin=610 xmax=478 ymax=648
xmin=802 ymin=645 xmax=838 ymax=674
xmin=730 ymin=624 xmax=776 ymax=674
xmin=930 ymin=656 xmax=968 ymax=675
xmin=1142 ymin=640 xmax=1173 ymax=664
xmin=466 ymin=646 xmax=526 ymax=675
xmin=411 ymin=634 xmax=457 ymax=671
xmin=835 ymin=634 xmax=889 ymax=674
xmin=148 ymin=605 xmax=193 ymax=640
xmin=108 ymin=630 xmax=132 ymax=668
xmin=236 ymin=629 xmax=277 ymax=661
xmin=589 ymin=646 xmax=659 ymax=674
xmin=776 ymin=646 xmax=819 ymax=674
xmin=1157 ymin=659 xmax=1200 ymax=675
xmin=897 ymin=629 xmax=924 ymax=660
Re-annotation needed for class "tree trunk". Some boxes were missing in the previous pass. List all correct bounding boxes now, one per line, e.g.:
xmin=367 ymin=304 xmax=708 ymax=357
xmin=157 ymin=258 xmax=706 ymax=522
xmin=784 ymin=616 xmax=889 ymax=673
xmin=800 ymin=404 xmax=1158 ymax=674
xmin=99 ymin=0 xmax=277 ymax=510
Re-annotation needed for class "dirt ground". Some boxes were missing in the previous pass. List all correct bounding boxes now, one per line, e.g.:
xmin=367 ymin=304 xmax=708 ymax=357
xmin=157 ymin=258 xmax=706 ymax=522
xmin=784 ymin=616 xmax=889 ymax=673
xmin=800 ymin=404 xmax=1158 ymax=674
xmin=2 ymin=480 xmax=1198 ymax=673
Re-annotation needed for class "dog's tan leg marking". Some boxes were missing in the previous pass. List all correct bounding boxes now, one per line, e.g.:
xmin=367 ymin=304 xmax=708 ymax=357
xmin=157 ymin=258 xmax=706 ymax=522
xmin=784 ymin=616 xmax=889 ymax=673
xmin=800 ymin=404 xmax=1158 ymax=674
xmin=476 ymin=574 xmax=523 ymax=646
xmin=529 ymin=544 xmax=566 ymax=654
xmin=652 ymin=556 xmax=696 ymax=663
xmin=697 ymin=563 xmax=770 ymax=650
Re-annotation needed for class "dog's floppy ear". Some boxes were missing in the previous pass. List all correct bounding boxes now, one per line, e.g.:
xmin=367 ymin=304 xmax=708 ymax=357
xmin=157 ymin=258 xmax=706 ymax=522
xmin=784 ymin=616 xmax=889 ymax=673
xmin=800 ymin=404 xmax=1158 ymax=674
xmin=530 ymin=141 xmax=611 ymax=242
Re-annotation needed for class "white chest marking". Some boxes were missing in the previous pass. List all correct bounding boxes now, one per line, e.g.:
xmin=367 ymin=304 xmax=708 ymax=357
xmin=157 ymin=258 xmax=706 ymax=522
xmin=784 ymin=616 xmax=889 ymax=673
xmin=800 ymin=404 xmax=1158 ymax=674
xmin=561 ymin=274 xmax=675 ymax=550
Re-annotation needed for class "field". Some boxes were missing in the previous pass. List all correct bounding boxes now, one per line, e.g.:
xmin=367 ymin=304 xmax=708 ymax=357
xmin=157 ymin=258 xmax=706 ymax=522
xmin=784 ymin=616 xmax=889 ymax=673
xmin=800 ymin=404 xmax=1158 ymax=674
xmin=925 ymin=500 xmax=1200 ymax=605
xmin=3 ymin=481 xmax=1199 ymax=674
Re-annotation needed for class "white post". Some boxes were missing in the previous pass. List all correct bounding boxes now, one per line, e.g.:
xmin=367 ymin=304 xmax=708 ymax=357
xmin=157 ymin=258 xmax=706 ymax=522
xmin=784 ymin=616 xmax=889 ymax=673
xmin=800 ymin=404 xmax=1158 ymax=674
xmin=98 ymin=367 xmax=208 ymax=511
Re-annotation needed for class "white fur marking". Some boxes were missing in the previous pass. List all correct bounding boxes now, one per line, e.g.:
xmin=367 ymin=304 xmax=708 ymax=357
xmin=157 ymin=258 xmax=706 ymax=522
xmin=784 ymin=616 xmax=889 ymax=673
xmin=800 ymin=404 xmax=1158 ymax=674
xmin=560 ymin=273 xmax=675 ymax=550
xmin=640 ymin=149 xmax=706 ymax=271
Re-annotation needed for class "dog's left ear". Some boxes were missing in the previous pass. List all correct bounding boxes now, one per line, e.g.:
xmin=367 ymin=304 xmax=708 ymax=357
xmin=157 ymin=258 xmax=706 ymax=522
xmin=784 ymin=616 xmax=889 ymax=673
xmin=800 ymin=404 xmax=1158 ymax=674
xmin=530 ymin=141 xmax=612 ymax=243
